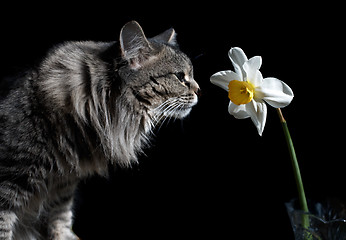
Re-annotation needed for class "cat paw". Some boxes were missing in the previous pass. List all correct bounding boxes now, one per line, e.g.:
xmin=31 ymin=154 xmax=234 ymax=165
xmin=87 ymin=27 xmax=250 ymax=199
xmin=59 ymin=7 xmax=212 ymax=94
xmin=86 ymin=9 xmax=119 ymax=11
xmin=49 ymin=228 xmax=79 ymax=240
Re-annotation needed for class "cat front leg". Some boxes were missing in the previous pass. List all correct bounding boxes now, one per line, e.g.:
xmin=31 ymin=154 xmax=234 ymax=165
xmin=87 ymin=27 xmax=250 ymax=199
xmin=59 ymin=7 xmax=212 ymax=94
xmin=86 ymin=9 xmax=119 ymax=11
xmin=47 ymin=197 xmax=79 ymax=240
xmin=0 ymin=210 xmax=17 ymax=240
xmin=47 ymin=182 xmax=79 ymax=240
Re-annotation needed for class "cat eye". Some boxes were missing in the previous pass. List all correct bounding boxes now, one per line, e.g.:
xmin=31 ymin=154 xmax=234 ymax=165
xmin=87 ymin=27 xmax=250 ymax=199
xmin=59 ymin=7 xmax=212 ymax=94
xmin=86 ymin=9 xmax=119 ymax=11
xmin=174 ymin=72 xmax=186 ymax=82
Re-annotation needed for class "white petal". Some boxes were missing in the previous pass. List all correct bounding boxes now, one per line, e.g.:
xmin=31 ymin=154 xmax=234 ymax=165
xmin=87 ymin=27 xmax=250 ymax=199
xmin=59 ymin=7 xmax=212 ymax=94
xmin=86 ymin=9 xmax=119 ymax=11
xmin=256 ymin=77 xmax=294 ymax=108
xmin=210 ymin=70 xmax=241 ymax=92
xmin=228 ymin=101 xmax=250 ymax=119
xmin=246 ymin=100 xmax=267 ymax=136
xmin=243 ymin=56 xmax=263 ymax=86
xmin=228 ymin=47 xmax=248 ymax=80
xmin=245 ymin=56 xmax=262 ymax=70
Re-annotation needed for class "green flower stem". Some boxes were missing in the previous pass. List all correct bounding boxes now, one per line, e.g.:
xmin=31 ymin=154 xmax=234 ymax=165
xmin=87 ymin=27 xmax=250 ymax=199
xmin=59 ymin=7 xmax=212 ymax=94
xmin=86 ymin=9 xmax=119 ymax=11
xmin=277 ymin=108 xmax=310 ymax=232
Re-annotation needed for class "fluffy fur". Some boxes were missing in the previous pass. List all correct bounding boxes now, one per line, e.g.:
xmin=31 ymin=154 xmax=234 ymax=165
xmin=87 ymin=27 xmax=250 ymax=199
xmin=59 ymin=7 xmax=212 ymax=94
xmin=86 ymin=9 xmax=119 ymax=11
xmin=0 ymin=21 xmax=199 ymax=239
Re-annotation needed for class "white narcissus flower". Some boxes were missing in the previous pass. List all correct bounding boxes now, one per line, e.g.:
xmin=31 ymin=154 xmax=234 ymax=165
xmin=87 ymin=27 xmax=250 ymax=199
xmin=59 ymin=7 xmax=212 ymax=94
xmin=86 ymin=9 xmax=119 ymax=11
xmin=210 ymin=47 xmax=294 ymax=136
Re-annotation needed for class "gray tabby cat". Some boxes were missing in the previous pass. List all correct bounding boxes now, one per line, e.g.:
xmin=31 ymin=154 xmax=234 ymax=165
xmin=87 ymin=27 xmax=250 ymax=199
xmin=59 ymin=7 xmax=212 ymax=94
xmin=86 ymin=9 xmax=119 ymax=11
xmin=0 ymin=21 xmax=199 ymax=239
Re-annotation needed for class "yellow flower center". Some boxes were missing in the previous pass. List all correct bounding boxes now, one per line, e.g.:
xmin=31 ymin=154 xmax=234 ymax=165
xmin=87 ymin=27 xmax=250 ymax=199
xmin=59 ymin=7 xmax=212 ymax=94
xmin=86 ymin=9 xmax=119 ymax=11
xmin=228 ymin=80 xmax=255 ymax=105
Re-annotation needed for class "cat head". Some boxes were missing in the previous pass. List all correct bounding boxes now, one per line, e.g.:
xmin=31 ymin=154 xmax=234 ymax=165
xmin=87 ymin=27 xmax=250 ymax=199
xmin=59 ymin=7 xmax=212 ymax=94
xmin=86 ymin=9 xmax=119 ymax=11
xmin=118 ymin=21 xmax=200 ymax=122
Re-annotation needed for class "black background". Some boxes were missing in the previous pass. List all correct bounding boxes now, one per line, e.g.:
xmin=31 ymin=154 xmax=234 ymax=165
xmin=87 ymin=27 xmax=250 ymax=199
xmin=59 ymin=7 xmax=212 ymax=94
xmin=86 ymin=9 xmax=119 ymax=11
xmin=1 ymin=2 xmax=345 ymax=239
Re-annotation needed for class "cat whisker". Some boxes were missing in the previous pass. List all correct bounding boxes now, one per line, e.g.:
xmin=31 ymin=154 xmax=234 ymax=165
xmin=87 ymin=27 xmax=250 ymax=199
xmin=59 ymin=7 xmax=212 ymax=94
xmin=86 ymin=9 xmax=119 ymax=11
xmin=162 ymin=102 xmax=182 ymax=126
xmin=151 ymin=95 xmax=193 ymax=130
xmin=152 ymin=99 xmax=183 ymax=130
xmin=153 ymin=98 xmax=178 ymax=112
xmin=152 ymin=98 xmax=178 ymax=119
xmin=154 ymin=105 xmax=180 ymax=130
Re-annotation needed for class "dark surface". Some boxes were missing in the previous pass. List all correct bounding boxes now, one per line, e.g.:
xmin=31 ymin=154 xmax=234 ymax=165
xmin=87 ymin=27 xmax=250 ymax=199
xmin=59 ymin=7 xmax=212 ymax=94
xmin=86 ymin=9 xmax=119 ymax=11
xmin=1 ymin=2 xmax=345 ymax=239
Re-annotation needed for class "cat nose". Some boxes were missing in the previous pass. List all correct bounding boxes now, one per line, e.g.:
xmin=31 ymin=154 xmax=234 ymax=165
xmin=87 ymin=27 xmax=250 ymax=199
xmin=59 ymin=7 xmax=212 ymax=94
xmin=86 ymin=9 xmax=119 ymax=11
xmin=189 ymin=80 xmax=201 ymax=97
xmin=195 ymin=87 xmax=201 ymax=97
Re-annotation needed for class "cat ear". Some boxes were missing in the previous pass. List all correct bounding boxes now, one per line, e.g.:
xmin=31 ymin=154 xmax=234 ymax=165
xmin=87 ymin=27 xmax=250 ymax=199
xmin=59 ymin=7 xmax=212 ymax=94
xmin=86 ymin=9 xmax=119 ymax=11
xmin=150 ymin=28 xmax=178 ymax=46
xmin=120 ymin=21 xmax=152 ymax=69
